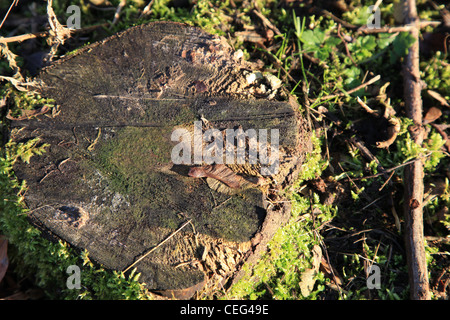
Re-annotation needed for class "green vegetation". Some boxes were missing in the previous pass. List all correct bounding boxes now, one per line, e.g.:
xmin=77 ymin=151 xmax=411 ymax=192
xmin=1 ymin=0 xmax=449 ymax=300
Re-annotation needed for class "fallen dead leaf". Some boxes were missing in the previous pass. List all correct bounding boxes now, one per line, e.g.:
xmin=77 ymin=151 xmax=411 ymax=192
xmin=320 ymin=256 xmax=343 ymax=286
xmin=427 ymin=90 xmax=449 ymax=108
xmin=356 ymin=93 xmax=401 ymax=149
xmin=376 ymin=116 xmax=401 ymax=149
xmin=189 ymin=164 xmax=244 ymax=189
xmin=423 ymin=106 xmax=443 ymax=124
xmin=299 ymin=245 xmax=322 ymax=297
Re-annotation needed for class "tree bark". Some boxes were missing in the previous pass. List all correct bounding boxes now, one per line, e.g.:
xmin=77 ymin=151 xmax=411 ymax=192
xmin=402 ymin=0 xmax=431 ymax=300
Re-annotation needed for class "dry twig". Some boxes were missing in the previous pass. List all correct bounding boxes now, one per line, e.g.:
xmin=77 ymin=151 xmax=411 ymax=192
xmin=140 ymin=0 xmax=155 ymax=17
xmin=0 ymin=0 xmax=19 ymax=30
xmin=112 ymin=0 xmax=127 ymax=25
xmin=318 ymin=75 xmax=381 ymax=101
xmin=401 ymin=0 xmax=431 ymax=300
xmin=252 ymin=8 xmax=282 ymax=36
xmin=0 ymin=23 xmax=109 ymax=44
xmin=356 ymin=21 xmax=441 ymax=35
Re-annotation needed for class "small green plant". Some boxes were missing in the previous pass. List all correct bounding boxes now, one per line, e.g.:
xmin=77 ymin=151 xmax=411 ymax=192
xmin=421 ymin=52 xmax=450 ymax=95
xmin=298 ymin=28 xmax=342 ymax=61
xmin=338 ymin=242 xmax=409 ymax=300
xmin=1 ymin=84 xmax=55 ymax=119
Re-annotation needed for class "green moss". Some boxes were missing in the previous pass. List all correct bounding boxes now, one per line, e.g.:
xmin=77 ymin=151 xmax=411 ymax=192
xmin=90 ymin=126 xmax=179 ymax=229
xmin=421 ymin=52 xmax=450 ymax=95
xmin=1 ymin=84 xmax=55 ymax=119
xmin=99 ymin=127 xmax=173 ymax=173
xmin=91 ymin=126 xmax=175 ymax=206
xmin=227 ymin=194 xmax=333 ymax=299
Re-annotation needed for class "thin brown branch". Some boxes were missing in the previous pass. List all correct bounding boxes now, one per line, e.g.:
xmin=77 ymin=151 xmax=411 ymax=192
xmin=337 ymin=23 xmax=357 ymax=67
xmin=402 ymin=0 xmax=431 ymax=300
xmin=0 ymin=23 xmax=109 ymax=44
xmin=112 ymin=0 xmax=127 ymax=25
xmin=372 ymin=0 xmax=383 ymax=14
xmin=252 ymin=8 xmax=282 ymax=36
xmin=356 ymin=21 xmax=441 ymax=35
xmin=302 ymin=52 xmax=329 ymax=69
xmin=140 ymin=0 xmax=155 ymax=17
xmin=0 ymin=31 xmax=49 ymax=44
xmin=351 ymin=152 xmax=432 ymax=181
xmin=314 ymin=8 xmax=358 ymax=30
xmin=318 ymin=75 xmax=380 ymax=101
xmin=0 ymin=0 xmax=19 ymax=30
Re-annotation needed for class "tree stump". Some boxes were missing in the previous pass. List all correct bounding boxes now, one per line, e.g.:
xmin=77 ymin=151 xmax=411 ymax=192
xmin=11 ymin=21 xmax=312 ymax=298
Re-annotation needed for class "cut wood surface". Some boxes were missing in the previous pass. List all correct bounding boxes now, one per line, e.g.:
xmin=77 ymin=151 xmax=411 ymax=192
xmin=10 ymin=21 xmax=312 ymax=298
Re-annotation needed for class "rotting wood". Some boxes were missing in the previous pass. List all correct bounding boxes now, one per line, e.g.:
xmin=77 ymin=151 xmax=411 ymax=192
xmin=9 ymin=21 xmax=312 ymax=298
